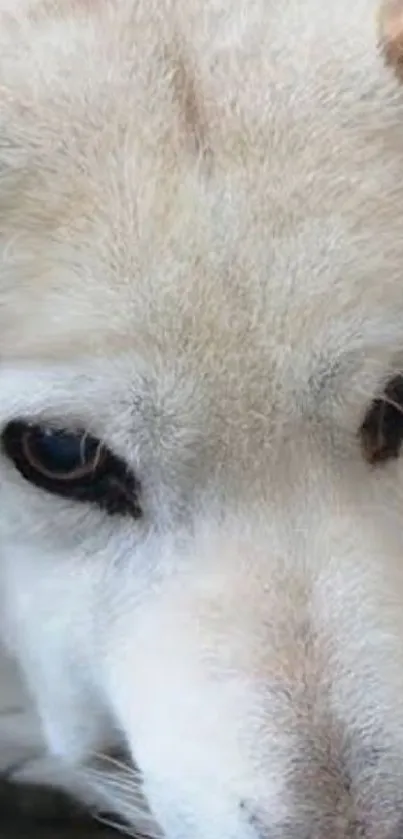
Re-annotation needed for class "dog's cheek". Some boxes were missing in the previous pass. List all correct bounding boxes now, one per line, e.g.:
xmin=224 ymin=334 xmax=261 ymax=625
xmin=379 ymin=0 xmax=403 ymax=78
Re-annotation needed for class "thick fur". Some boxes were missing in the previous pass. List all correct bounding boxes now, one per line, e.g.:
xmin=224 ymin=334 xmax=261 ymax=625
xmin=3 ymin=1 xmax=403 ymax=837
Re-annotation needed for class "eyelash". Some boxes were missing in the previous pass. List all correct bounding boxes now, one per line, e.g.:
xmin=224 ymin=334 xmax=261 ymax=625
xmin=1 ymin=421 xmax=142 ymax=518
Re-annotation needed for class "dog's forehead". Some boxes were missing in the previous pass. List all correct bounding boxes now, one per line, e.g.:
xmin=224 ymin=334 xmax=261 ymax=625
xmin=1 ymin=0 xmax=403 ymax=388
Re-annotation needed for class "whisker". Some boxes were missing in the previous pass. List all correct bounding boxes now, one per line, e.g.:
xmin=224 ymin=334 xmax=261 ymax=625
xmin=378 ymin=394 xmax=403 ymax=416
xmin=80 ymin=759 xmax=161 ymax=839
xmin=96 ymin=810 xmax=155 ymax=839
xmin=86 ymin=770 xmax=148 ymax=802
xmin=92 ymin=751 xmax=140 ymax=777
xmin=96 ymin=802 xmax=162 ymax=839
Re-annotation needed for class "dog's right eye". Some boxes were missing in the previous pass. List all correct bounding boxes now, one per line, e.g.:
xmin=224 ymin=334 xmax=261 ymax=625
xmin=1 ymin=421 xmax=142 ymax=517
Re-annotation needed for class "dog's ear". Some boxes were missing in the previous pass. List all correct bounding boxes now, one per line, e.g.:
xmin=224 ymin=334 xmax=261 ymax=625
xmin=379 ymin=0 xmax=403 ymax=78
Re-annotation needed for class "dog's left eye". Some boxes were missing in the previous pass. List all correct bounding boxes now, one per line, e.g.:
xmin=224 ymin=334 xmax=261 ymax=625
xmin=1 ymin=421 xmax=142 ymax=517
xmin=361 ymin=375 xmax=403 ymax=465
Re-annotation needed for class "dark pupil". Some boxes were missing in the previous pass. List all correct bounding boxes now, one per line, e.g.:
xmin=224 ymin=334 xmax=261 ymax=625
xmin=32 ymin=429 xmax=98 ymax=476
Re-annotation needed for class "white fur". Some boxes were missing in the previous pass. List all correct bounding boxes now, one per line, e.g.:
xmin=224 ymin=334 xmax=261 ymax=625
xmin=2 ymin=1 xmax=403 ymax=837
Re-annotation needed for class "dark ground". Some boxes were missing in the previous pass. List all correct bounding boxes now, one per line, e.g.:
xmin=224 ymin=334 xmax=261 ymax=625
xmin=0 ymin=780 xmax=122 ymax=839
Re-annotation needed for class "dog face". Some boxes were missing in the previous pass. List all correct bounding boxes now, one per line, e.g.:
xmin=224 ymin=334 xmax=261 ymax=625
xmin=3 ymin=1 xmax=403 ymax=837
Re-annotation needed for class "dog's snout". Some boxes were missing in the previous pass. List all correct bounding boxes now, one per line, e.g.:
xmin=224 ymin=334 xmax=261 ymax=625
xmin=244 ymin=807 xmax=274 ymax=839
xmin=239 ymin=738 xmax=403 ymax=839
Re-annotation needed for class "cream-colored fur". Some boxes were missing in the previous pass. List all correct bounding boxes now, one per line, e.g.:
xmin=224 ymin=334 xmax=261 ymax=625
xmin=2 ymin=1 xmax=403 ymax=836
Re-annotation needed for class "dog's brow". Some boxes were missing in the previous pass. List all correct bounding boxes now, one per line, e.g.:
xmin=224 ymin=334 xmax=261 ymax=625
xmin=307 ymin=356 xmax=349 ymax=401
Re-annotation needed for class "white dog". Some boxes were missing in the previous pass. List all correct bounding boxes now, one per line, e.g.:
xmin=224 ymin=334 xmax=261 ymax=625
xmin=3 ymin=1 xmax=403 ymax=837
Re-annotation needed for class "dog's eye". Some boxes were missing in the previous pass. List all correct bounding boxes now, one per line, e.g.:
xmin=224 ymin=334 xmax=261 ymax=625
xmin=361 ymin=375 xmax=403 ymax=464
xmin=1 ymin=421 xmax=142 ymax=517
